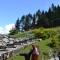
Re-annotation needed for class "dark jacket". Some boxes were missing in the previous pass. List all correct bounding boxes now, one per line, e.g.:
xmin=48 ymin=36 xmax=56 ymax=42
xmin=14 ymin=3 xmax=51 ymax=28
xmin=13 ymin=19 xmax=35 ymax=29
xmin=19 ymin=50 xmax=33 ymax=60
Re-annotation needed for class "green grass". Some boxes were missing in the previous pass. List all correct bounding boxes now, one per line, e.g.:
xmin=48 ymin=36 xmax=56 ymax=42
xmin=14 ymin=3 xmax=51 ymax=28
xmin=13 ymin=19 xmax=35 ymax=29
xmin=8 ymin=27 xmax=60 ymax=60
xmin=8 ymin=39 xmax=60 ymax=60
xmin=8 ymin=39 xmax=52 ymax=60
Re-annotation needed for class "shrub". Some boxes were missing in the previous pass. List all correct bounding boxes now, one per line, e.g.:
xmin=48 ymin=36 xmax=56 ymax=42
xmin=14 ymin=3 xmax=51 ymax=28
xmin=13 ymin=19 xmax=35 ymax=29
xmin=33 ymin=28 xmax=57 ymax=40
xmin=57 ymin=34 xmax=60 ymax=41
xmin=33 ymin=29 xmax=45 ymax=39
xmin=9 ymin=29 xmax=18 ymax=35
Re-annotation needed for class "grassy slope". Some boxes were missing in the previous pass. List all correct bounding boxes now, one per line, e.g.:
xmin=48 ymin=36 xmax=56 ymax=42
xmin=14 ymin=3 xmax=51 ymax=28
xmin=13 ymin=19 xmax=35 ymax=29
xmin=8 ymin=27 xmax=60 ymax=60
xmin=8 ymin=39 xmax=51 ymax=60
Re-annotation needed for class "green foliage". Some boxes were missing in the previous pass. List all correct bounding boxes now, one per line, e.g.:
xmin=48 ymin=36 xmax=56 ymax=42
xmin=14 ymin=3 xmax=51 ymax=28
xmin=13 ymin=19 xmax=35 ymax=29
xmin=57 ymin=34 xmax=60 ymax=41
xmin=49 ymin=38 xmax=56 ymax=48
xmin=9 ymin=29 xmax=18 ymax=35
xmin=8 ymin=27 xmax=60 ymax=60
xmin=14 ymin=32 xmax=26 ymax=38
xmin=32 ymin=28 xmax=57 ymax=40
xmin=33 ymin=29 xmax=44 ymax=39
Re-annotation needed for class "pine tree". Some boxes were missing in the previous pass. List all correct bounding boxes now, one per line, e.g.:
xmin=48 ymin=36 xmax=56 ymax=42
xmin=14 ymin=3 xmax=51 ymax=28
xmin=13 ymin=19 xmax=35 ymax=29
xmin=15 ymin=18 xmax=20 ymax=31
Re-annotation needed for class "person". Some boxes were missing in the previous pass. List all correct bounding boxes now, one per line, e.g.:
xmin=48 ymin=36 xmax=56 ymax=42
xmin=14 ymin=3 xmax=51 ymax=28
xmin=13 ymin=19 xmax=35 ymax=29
xmin=58 ymin=52 xmax=60 ymax=60
xmin=19 ymin=49 xmax=33 ymax=60
xmin=31 ymin=44 xmax=40 ymax=60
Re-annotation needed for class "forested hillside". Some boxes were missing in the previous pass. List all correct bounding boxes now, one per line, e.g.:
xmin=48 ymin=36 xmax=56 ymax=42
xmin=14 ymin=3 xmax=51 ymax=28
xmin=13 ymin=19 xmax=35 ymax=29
xmin=14 ymin=4 xmax=60 ymax=31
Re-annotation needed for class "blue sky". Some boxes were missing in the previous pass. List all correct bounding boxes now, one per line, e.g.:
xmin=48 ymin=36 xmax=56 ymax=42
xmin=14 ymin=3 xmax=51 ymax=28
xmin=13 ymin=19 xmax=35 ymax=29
xmin=0 ymin=0 xmax=60 ymax=34
xmin=0 ymin=0 xmax=60 ymax=27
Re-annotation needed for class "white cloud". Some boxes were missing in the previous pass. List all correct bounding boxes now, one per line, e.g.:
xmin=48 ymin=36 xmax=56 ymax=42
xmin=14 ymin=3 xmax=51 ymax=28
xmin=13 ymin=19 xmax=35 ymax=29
xmin=0 ymin=27 xmax=4 ymax=34
xmin=0 ymin=24 xmax=15 ymax=34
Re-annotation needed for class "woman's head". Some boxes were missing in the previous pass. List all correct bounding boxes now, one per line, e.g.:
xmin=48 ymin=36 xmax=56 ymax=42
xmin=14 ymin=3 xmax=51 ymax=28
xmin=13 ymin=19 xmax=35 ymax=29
xmin=32 ymin=44 xmax=39 ymax=49
xmin=32 ymin=44 xmax=36 ymax=49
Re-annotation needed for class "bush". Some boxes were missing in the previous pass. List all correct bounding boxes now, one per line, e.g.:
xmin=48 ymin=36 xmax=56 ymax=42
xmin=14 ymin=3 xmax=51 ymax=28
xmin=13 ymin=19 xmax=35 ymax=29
xmin=33 ymin=28 xmax=57 ymax=40
xmin=9 ymin=29 xmax=18 ymax=35
xmin=33 ymin=29 xmax=45 ymax=39
xmin=57 ymin=34 xmax=60 ymax=41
